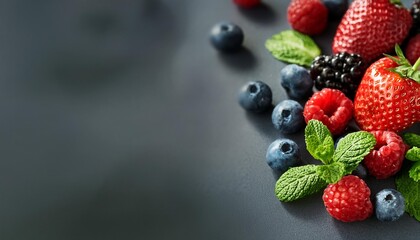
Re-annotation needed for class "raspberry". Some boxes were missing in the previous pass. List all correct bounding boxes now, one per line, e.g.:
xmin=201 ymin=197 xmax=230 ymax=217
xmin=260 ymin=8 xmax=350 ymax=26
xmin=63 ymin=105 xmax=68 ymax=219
xmin=363 ymin=131 xmax=407 ymax=179
xmin=233 ymin=0 xmax=261 ymax=8
xmin=287 ymin=0 xmax=328 ymax=35
xmin=303 ymin=88 xmax=353 ymax=135
xmin=323 ymin=175 xmax=373 ymax=222
xmin=405 ymin=34 xmax=420 ymax=65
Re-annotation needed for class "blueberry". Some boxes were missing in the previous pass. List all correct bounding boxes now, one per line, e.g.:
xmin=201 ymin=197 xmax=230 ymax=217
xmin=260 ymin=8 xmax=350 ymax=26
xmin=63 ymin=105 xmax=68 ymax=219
xmin=238 ymin=81 xmax=272 ymax=113
xmin=375 ymin=189 xmax=405 ymax=222
xmin=266 ymin=138 xmax=300 ymax=172
xmin=321 ymin=0 xmax=348 ymax=20
xmin=210 ymin=22 xmax=244 ymax=52
xmin=280 ymin=64 xmax=313 ymax=99
xmin=351 ymin=164 xmax=368 ymax=179
xmin=271 ymin=100 xmax=304 ymax=134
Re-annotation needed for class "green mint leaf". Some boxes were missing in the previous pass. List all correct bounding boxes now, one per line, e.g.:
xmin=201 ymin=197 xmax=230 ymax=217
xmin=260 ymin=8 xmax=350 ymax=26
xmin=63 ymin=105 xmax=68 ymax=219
xmin=333 ymin=131 xmax=376 ymax=174
xmin=409 ymin=161 xmax=420 ymax=182
xmin=305 ymin=120 xmax=335 ymax=164
xmin=275 ymin=165 xmax=327 ymax=202
xmin=265 ymin=30 xmax=321 ymax=67
xmin=316 ymin=162 xmax=346 ymax=184
xmin=406 ymin=147 xmax=420 ymax=162
xmin=396 ymin=170 xmax=420 ymax=221
xmin=403 ymin=133 xmax=420 ymax=147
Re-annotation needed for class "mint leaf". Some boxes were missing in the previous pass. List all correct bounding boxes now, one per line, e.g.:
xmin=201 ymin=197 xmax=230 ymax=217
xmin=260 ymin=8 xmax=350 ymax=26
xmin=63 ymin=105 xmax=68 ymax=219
xmin=333 ymin=131 xmax=376 ymax=174
xmin=406 ymin=147 xmax=420 ymax=162
xmin=275 ymin=165 xmax=327 ymax=202
xmin=396 ymin=170 xmax=420 ymax=221
xmin=305 ymin=120 xmax=335 ymax=164
xmin=403 ymin=133 xmax=420 ymax=147
xmin=265 ymin=30 xmax=321 ymax=67
xmin=316 ymin=162 xmax=346 ymax=184
xmin=409 ymin=161 xmax=420 ymax=182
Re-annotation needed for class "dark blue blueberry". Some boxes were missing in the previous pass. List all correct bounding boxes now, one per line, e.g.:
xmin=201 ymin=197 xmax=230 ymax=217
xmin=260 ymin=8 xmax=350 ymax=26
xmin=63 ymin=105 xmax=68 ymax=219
xmin=238 ymin=81 xmax=272 ymax=113
xmin=266 ymin=138 xmax=300 ymax=172
xmin=280 ymin=64 xmax=313 ymax=99
xmin=322 ymin=0 xmax=348 ymax=20
xmin=351 ymin=164 xmax=368 ymax=179
xmin=375 ymin=189 xmax=405 ymax=222
xmin=271 ymin=100 xmax=304 ymax=134
xmin=210 ymin=22 xmax=244 ymax=52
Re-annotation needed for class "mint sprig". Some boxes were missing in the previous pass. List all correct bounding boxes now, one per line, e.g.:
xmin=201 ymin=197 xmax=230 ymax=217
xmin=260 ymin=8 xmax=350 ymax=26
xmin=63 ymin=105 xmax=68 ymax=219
xmin=396 ymin=170 xmax=420 ymax=221
xmin=275 ymin=120 xmax=376 ymax=202
xmin=402 ymin=133 xmax=420 ymax=182
xmin=406 ymin=147 xmax=420 ymax=162
xmin=403 ymin=133 xmax=420 ymax=148
xmin=409 ymin=161 xmax=420 ymax=182
xmin=275 ymin=165 xmax=327 ymax=202
xmin=265 ymin=30 xmax=321 ymax=67
xmin=333 ymin=131 xmax=376 ymax=174
xmin=316 ymin=162 xmax=346 ymax=184
xmin=395 ymin=132 xmax=420 ymax=221
xmin=305 ymin=120 xmax=335 ymax=164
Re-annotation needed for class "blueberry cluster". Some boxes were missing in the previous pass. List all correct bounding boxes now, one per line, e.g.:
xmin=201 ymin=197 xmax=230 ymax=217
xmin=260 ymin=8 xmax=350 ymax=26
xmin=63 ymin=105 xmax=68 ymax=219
xmin=411 ymin=0 xmax=420 ymax=34
xmin=310 ymin=52 xmax=365 ymax=98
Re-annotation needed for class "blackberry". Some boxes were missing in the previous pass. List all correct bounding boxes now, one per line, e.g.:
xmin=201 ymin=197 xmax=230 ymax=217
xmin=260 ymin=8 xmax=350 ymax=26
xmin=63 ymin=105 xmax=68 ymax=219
xmin=309 ymin=52 xmax=365 ymax=98
xmin=411 ymin=0 xmax=420 ymax=35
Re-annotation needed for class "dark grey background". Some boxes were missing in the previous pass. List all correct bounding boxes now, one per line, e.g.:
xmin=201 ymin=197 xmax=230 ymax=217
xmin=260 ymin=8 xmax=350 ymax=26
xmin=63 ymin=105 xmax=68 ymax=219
xmin=0 ymin=0 xmax=418 ymax=239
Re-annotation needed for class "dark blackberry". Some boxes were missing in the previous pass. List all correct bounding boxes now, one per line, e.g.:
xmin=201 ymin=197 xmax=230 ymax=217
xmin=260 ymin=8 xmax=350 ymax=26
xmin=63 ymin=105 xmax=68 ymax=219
xmin=310 ymin=52 xmax=365 ymax=98
xmin=411 ymin=0 xmax=420 ymax=35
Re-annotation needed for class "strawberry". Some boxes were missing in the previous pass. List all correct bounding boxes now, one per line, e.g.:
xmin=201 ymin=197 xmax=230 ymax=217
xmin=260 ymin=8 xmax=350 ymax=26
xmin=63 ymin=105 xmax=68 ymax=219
xmin=354 ymin=45 xmax=420 ymax=133
xmin=333 ymin=0 xmax=412 ymax=64
xmin=287 ymin=0 xmax=328 ymax=35
xmin=405 ymin=34 xmax=420 ymax=65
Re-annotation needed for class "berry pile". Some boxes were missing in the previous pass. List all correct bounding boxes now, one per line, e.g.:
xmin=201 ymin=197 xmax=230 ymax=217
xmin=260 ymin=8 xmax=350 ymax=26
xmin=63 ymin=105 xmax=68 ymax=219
xmin=213 ymin=0 xmax=420 ymax=225
xmin=310 ymin=52 xmax=365 ymax=98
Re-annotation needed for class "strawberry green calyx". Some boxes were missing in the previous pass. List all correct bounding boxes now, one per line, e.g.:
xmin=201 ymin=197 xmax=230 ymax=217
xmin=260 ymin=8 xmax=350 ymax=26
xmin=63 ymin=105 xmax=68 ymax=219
xmin=389 ymin=0 xmax=403 ymax=7
xmin=385 ymin=45 xmax=420 ymax=84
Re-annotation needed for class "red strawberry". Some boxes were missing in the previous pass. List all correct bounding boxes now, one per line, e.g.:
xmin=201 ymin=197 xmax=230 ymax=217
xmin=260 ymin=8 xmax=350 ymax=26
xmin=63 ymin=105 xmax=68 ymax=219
xmin=405 ymin=34 xmax=420 ymax=65
xmin=354 ymin=45 xmax=420 ymax=133
xmin=363 ymin=131 xmax=407 ymax=179
xmin=333 ymin=0 xmax=412 ymax=64
xmin=323 ymin=175 xmax=373 ymax=222
xmin=287 ymin=0 xmax=328 ymax=35
xmin=233 ymin=0 xmax=261 ymax=8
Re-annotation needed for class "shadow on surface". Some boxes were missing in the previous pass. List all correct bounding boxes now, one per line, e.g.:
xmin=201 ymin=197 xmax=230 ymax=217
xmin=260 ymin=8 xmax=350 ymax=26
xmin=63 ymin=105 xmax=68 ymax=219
xmin=281 ymin=191 xmax=325 ymax=220
xmin=237 ymin=3 xmax=278 ymax=25
xmin=218 ymin=46 xmax=257 ymax=71
xmin=244 ymin=106 xmax=277 ymax=138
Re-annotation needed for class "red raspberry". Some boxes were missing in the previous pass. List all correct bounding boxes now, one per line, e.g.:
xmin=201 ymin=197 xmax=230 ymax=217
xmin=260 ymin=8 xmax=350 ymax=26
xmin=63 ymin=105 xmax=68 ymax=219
xmin=363 ymin=131 xmax=407 ymax=179
xmin=323 ymin=175 xmax=373 ymax=222
xmin=303 ymin=88 xmax=353 ymax=135
xmin=233 ymin=0 xmax=261 ymax=8
xmin=405 ymin=34 xmax=420 ymax=65
xmin=287 ymin=0 xmax=328 ymax=35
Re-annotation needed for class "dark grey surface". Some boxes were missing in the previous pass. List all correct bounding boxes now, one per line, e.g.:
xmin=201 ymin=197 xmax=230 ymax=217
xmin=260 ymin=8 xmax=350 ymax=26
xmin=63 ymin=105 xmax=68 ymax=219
xmin=0 ymin=0 xmax=419 ymax=239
